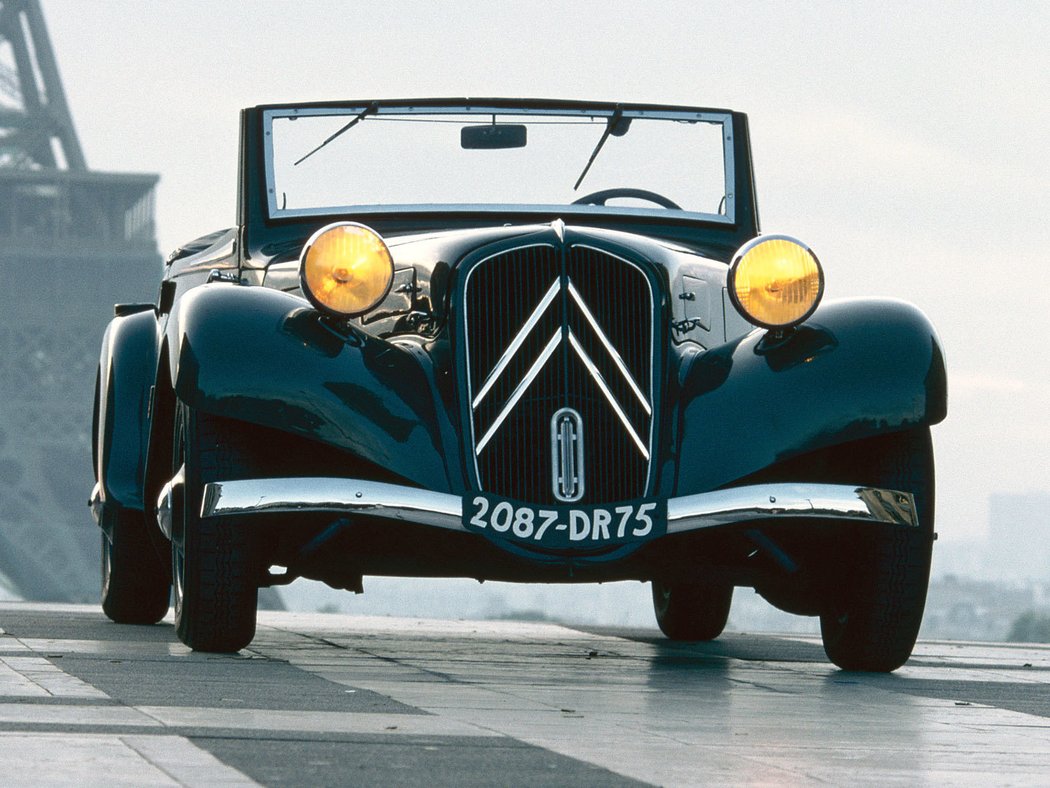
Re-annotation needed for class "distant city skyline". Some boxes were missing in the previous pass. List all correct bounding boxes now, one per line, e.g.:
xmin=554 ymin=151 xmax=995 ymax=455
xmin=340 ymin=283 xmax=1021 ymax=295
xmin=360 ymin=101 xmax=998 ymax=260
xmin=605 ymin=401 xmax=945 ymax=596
xmin=39 ymin=0 xmax=1050 ymax=543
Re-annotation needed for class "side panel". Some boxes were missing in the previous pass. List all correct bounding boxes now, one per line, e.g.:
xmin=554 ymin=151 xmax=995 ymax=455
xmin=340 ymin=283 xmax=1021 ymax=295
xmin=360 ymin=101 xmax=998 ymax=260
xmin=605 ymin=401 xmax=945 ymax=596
xmin=675 ymin=298 xmax=947 ymax=494
xmin=164 ymin=284 xmax=456 ymax=492
xmin=96 ymin=308 xmax=160 ymax=510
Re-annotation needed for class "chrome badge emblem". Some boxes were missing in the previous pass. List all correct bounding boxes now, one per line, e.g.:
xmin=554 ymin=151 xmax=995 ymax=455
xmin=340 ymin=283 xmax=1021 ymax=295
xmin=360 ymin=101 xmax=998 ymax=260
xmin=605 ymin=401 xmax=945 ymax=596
xmin=551 ymin=407 xmax=585 ymax=502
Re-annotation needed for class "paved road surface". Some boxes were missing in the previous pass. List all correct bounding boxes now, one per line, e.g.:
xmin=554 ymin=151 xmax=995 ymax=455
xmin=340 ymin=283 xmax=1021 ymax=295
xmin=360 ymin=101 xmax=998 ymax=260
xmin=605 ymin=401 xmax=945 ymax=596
xmin=1 ymin=602 xmax=1048 ymax=786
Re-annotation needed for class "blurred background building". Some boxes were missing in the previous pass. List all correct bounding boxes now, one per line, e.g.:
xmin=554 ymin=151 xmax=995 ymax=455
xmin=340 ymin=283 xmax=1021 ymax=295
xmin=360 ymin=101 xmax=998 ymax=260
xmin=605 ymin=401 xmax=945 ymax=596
xmin=0 ymin=0 xmax=159 ymax=600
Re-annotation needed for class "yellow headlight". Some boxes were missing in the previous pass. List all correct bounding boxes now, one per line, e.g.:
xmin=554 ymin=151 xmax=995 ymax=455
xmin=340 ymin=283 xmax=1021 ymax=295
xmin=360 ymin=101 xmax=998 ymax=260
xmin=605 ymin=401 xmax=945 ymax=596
xmin=728 ymin=235 xmax=824 ymax=329
xmin=299 ymin=223 xmax=394 ymax=317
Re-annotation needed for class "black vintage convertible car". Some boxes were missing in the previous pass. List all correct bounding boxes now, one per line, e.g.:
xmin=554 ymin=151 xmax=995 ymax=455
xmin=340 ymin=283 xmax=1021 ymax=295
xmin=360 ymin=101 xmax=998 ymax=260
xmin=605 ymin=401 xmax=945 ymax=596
xmin=91 ymin=99 xmax=946 ymax=671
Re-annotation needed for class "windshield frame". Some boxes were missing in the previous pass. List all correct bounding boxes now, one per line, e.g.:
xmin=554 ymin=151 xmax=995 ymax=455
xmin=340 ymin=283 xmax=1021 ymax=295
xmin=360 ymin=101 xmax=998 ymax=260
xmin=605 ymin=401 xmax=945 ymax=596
xmin=260 ymin=102 xmax=737 ymax=225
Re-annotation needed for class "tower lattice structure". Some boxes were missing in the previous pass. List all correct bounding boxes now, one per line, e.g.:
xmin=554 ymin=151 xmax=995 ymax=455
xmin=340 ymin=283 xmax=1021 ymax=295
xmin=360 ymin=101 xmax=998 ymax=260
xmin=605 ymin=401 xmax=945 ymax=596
xmin=0 ymin=0 xmax=160 ymax=601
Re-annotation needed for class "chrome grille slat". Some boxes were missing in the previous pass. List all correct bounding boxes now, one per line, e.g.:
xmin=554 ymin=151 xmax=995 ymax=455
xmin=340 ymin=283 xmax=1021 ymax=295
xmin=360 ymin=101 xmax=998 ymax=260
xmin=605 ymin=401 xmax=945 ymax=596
xmin=472 ymin=278 xmax=561 ymax=409
xmin=464 ymin=243 xmax=654 ymax=504
xmin=567 ymin=331 xmax=649 ymax=459
xmin=567 ymin=280 xmax=651 ymax=415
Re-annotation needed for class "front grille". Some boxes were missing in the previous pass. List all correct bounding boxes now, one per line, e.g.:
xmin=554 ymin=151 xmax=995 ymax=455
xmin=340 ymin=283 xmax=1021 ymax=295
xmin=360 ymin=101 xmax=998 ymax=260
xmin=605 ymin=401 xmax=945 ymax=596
xmin=464 ymin=243 xmax=655 ymax=504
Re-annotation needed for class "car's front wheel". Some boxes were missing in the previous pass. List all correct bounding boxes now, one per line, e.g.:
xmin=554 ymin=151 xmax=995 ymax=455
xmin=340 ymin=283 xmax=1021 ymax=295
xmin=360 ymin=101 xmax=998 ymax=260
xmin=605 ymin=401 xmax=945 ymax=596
xmin=171 ymin=403 xmax=258 ymax=652
xmin=652 ymin=579 xmax=733 ymax=641
xmin=819 ymin=428 xmax=935 ymax=672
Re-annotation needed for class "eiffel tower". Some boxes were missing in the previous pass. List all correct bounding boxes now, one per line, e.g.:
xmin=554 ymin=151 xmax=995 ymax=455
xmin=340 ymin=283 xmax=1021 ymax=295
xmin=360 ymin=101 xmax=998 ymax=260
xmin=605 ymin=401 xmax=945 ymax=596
xmin=0 ymin=0 xmax=160 ymax=601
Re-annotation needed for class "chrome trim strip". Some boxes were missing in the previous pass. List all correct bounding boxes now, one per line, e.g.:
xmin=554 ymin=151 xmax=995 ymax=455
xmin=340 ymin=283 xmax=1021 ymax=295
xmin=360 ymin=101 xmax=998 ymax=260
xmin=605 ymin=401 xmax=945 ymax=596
xmin=89 ymin=482 xmax=103 ymax=527
xmin=722 ymin=119 xmax=736 ymax=223
xmin=567 ymin=279 xmax=651 ymax=415
xmin=462 ymin=243 xmax=556 ymax=476
xmin=550 ymin=218 xmax=566 ymax=242
xmin=571 ymin=245 xmax=656 ymax=487
xmin=567 ymin=330 xmax=649 ymax=459
xmin=201 ymin=478 xmax=465 ymax=531
xmin=156 ymin=463 xmax=185 ymax=540
xmin=472 ymin=277 xmax=560 ymax=410
xmin=475 ymin=330 xmax=562 ymax=455
xmin=667 ymin=484 xmax=918 ymax=534
xmin=197 ymin=479 xmax=916 ymax=535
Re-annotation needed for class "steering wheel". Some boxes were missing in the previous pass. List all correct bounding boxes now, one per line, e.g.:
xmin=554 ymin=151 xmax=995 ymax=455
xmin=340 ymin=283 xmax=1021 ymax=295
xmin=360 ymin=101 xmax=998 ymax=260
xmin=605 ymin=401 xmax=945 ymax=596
xmin=571 ymin=187 xmax=682 ymax=210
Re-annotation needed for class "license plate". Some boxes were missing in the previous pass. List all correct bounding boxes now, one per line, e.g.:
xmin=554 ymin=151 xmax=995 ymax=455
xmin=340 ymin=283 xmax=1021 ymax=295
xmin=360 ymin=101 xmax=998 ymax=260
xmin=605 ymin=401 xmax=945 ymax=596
xmin=464 ymin=494 xmax=667 ymax=549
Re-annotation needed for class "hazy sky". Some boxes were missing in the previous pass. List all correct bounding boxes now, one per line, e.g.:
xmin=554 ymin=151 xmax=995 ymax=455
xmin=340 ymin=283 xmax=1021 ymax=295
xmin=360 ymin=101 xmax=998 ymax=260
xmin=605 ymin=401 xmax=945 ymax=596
xmin=41 ymin=1 xmax=1050 ymax=542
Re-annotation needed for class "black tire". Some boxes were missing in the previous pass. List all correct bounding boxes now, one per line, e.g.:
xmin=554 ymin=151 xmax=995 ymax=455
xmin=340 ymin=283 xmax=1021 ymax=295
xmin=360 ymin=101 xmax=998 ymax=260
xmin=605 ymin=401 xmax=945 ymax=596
xmin=172 ymin=403 xmax=258 ymax=652
xmin=652 ymin=579 xmax=733 ymax=641
xmin=819 ymin=428 xmax=935 ymax=672
xmin=101 ymin=507 xmax=170 ymax=625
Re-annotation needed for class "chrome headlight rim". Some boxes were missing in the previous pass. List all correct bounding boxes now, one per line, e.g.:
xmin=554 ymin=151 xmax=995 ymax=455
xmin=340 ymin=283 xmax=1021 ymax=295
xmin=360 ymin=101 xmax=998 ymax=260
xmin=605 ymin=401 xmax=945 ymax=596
xmin=727 ymin=233 xmax=825 ymax=331
xmin=298 ymin=221 xmax=395 ymax=318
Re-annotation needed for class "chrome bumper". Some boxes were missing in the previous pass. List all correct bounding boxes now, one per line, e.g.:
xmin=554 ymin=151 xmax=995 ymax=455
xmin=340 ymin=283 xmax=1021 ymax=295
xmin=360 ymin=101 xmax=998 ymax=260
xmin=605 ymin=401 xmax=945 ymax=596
xmin=177 ymin=478 xmax=917 ymax=536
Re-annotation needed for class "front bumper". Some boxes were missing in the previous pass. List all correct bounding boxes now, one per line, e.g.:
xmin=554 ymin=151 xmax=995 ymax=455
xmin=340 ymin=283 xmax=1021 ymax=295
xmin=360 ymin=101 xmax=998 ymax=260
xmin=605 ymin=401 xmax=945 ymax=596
xmin=156 ymin=476 xmax=917 ymax=539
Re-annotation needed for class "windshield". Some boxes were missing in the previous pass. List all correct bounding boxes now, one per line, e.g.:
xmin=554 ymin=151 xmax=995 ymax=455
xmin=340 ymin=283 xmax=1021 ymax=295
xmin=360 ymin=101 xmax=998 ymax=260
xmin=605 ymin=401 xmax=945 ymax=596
xmin=263 ymin=104 xmax=735 ymax=224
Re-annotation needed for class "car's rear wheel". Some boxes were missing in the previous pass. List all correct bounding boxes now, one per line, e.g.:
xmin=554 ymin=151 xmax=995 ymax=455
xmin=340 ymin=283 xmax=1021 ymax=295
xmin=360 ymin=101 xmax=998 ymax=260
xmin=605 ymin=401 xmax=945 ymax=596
xmin=819 ymin=428 xmax=935 ymax=672
xmin=652 ymin=579 xmax=733 ymax=641
xmin=101 ymin=507 xmax=170 ymax=625
xmin=171 ymin=403 xmax=258 ymax=652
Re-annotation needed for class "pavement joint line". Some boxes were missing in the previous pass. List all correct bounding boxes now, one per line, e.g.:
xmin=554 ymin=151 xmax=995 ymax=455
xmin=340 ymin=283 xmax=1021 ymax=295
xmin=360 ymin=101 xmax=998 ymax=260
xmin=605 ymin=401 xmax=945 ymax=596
xmin=118 ymin=734 xmax=261 ymax=787
xmin=130 ymin=706 xmax=505 ymax=737
xmin=0 ymin=723 xmax=536 ymax=744
xmin=0 ymin=703 xmax=505 ymax=738
xmin=0 ymin=654 xmax=110 ymax=699
xmin=0 ymin=702 xmax=165 ymax=728
xmin=0 ymin=696 xmax=121 ymax=706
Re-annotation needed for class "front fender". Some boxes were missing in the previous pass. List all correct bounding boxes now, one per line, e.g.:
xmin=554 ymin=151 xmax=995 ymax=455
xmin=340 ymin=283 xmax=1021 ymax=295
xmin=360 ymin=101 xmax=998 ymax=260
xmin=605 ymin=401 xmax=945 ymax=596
xmin=675 ymin=298 xmax=947 ymax=493
xmin=97 ymin=307 xmax=159 ymax=510
xmin=165 ymin=284 xmax=453 ymax=492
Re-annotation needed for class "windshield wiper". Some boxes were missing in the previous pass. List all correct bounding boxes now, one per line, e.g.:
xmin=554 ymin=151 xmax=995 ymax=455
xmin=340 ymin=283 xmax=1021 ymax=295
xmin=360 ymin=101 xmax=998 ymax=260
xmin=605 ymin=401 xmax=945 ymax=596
xmin=573 ymin=107 xmax=630 ymax=191
xmin=294 ymin=103 xmax=378 ymax=166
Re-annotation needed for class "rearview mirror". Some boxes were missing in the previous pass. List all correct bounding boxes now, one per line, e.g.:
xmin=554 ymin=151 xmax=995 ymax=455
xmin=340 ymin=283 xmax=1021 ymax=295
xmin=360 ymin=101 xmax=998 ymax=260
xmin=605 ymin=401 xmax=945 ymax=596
xmin=461 ymin=124 xmax=527 ymax=150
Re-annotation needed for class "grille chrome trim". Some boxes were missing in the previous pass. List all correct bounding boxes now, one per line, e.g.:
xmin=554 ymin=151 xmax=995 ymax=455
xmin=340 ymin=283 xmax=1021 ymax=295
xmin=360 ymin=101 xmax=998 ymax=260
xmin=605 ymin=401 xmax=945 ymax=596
xmin=463 ymin=240 xmax=657 ymax=502
xmin=567 ymin=279 xmax=651 ymax=416
xmin=470 ymin=281 xmax=654 ymax=460
xmin=472 ymin=277 xmax=561 ymax=410
xmin=568 ymin=331 xmax=649 ymax=459
xmin=475 ymin=329 xmax=562 ymax=455
xmin=571 ymin=244 xmax=657 ymax=477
